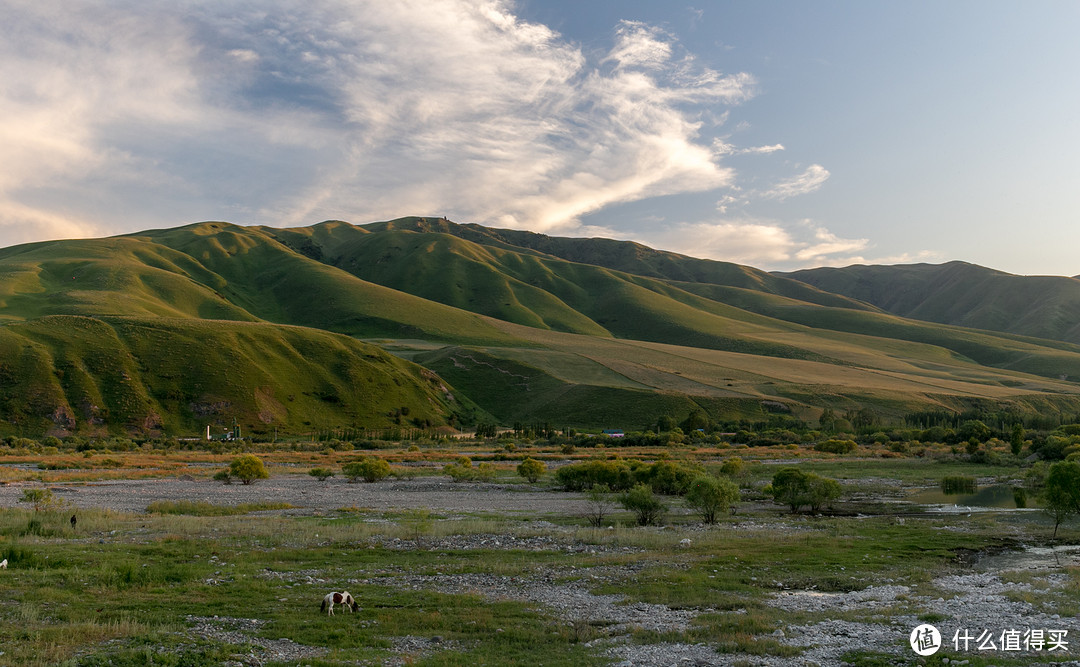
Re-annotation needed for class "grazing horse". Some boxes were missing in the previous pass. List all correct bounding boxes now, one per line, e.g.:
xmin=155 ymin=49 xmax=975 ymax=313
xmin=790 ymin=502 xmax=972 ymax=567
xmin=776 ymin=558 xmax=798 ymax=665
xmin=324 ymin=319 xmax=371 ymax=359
xmin=321 ymin=591 xmax=358 ymax=615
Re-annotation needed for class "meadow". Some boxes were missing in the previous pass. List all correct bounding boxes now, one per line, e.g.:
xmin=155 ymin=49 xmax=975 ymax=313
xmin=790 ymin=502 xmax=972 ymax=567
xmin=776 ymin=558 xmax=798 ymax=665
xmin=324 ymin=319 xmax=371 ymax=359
xmin=2 ymin=436 xmax=1079 ymax=667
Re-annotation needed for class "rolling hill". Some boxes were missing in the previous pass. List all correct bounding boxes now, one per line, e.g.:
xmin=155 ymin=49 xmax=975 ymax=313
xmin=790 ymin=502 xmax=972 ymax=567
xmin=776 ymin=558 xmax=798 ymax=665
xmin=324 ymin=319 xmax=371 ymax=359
xmin=2 ymin=217 xmax=1080 ymax=436
xmin=782 ymin=262 xmax=1080 ymax=345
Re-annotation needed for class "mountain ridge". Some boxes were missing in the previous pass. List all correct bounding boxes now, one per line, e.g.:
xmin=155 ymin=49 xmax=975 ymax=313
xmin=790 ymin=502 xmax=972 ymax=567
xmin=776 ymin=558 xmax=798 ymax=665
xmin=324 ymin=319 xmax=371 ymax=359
xmin=1 ymin=217 xmax=1079 ymax=436
xmin=782 ymin=261 xmax=1080 ymax=344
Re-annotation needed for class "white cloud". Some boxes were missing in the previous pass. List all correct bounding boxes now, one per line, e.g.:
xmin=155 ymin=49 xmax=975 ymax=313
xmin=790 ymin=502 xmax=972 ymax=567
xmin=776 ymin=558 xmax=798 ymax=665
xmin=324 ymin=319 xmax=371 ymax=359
xmin=639 ymin=219 xmax=883 ymax=269
xmin=712 ymin=139 xmax=784 ymax=156
xmin=760 ymin=164 xmax=831 ymax=200
xmin=645 ymin=221 xmax=798 ymax=265
xmin=794 ymin=226 xmax=869 ymax=262
xmin=0 ymin=0 xmax=762 ymax=246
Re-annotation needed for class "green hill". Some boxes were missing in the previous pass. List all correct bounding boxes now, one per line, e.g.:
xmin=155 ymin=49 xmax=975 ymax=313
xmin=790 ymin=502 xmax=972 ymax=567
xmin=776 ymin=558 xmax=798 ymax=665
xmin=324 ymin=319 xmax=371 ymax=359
xmin=0 ymin=316 xmax=481 ymax=437
xmin=782 ymin=262 xmax=1080 ymax=344
xmin=2 ymin=218 xmax=1080 ymax=434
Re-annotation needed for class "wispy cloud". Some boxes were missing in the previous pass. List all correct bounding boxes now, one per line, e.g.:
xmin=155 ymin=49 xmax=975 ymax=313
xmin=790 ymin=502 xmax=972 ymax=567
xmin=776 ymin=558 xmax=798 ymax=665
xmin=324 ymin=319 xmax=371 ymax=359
xmin=760 ymin=164 xmax=831 ymax=200
xmin=635 ymin=218 xmax=926 ymax=270
xmin=0 ymin=0 xmax=760 ymax=246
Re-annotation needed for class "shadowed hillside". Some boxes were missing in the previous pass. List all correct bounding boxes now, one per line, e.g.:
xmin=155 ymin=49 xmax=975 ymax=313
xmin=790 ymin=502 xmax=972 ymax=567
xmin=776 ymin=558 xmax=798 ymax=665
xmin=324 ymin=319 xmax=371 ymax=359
xmin=0 ymin=316 xmax=481 ymax=437
xmin=783 ymin=262 xmax=1080 ymax=344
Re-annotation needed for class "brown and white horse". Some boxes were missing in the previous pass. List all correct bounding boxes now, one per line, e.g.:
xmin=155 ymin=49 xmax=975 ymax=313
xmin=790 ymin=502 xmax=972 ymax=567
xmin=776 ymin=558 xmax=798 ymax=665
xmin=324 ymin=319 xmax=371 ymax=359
xmin=321 ymin=591 xmax=358 ymax=615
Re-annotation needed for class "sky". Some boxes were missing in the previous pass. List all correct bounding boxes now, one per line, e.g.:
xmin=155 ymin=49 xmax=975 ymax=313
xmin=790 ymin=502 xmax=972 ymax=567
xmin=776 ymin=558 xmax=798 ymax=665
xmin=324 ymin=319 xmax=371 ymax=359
xmin=2 ymin=1 xmax=1079 ymax=275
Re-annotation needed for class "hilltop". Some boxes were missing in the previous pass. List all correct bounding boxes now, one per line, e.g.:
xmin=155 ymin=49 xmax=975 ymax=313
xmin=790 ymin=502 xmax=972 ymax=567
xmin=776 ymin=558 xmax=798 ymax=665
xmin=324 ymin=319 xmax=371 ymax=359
xmin=1 ymin=217 xmax=1079 ymax=436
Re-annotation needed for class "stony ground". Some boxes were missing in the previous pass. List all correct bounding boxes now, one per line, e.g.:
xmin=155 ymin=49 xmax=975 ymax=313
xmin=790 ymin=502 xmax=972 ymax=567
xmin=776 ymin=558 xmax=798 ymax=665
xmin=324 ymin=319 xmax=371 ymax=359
xmin=5 ymin=475 xmax=1080 ymax=666
xmin=0 ymin=475 xmax=593 ymax=516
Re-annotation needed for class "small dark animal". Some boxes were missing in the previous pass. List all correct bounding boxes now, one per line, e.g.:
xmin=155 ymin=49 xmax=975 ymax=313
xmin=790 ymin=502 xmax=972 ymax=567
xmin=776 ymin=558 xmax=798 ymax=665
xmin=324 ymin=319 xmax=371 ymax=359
xmin=320 ymin=591 xmax=358 ymax=616
xmin=70 ymin=514 xmax=77 ymax=530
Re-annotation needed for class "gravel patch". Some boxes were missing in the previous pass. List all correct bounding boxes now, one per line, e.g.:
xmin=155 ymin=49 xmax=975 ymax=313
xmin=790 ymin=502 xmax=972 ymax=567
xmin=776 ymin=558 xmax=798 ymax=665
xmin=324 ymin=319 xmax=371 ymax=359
xmin=184 ymin=615 xmax=326 ymax=664
xmin=383 ymin=571 xmax=697 ymax=636
xmin=0 ymin=476 xmax=595 ymax=516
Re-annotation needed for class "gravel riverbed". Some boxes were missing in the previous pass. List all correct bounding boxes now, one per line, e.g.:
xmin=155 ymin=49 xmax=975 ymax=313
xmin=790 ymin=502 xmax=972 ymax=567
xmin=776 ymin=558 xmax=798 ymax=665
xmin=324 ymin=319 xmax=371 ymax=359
xmin=5 ymin=475 xmax=1080 ymax=666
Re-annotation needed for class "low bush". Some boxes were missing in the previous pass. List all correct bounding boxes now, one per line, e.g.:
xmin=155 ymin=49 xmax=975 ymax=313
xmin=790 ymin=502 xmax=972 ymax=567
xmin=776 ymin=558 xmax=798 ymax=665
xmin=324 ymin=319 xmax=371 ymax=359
xmin=685 ymin=475 xmax=740 ymax=524
xmin=343 ymin=457 xmax=391 ymax=483
xmin=815 ymin=439 xmax=857 ymax=454
xmin=228 ymin=454 xmax=269 ymax=485
xmin=620 ymin=483 xmax=666 ymax=526
xmin=517 ymin=458 xmax=545 ymax=483
xmin=555 ymin=459 xmax=697 ymax=494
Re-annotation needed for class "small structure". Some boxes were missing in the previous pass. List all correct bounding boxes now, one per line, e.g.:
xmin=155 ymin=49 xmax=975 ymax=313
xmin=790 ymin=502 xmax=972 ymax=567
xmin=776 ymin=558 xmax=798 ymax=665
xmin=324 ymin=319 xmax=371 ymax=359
xmin=601 ymin=429 xmax=624 ymax=438
xmin=207 ymin=421 xmax=242 ymax=441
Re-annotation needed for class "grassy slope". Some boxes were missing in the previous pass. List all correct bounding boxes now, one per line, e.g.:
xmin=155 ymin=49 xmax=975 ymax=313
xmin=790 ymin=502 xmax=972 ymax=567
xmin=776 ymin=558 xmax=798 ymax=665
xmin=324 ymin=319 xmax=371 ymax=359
xmin=0 ymin=316 xmax=482 ymax=437
xmin=274 ymin=219 xmax=1080 ymax=383
xmin=127 ymin=222 xmax=519 ymax=345
xmin=783 ymin=261 xmax=1080 ymax=344
xmin=3 ymin=218 xmax=1080 ymax=432
xmin=356 ymin=217 xmax=874 ymax=310
xmin=0 ymin=224 xmax=512 ymax=436
xmin=268 ymin=222 xmax=845 ymax=363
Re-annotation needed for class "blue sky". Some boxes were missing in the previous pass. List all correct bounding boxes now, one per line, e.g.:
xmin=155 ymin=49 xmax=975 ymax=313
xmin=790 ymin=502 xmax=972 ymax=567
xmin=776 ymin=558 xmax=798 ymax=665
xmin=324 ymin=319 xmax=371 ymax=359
xmin=2 ymin=1 xmax=1078 ymax=275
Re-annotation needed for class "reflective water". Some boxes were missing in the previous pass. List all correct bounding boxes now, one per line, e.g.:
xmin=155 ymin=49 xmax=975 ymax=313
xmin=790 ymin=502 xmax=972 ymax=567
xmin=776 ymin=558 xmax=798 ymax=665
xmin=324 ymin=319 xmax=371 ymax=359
xmin=908 ymin=484 xmax=1040 ymax=511
xmin=978 ymin=544 xmax=1080 ymax=571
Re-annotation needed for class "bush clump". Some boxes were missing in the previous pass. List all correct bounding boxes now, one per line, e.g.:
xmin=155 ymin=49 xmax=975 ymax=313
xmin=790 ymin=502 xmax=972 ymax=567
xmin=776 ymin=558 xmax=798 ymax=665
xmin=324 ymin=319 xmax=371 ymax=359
xmin=516 ymin=457 xmax=546 ymax=483
xmin=685 ymin=475 xmax=740 ymax=524
xmin=555 ymin=459 xmax=698 ymax=494
xmin=228 ymin=454 xmax=269 ymax=485
xmin=766 ymin=467 xmax=842 ymax=513
xmin=343 ymin=457 xmax=391 ymax=483
xmin=620 ymin=483 xmax=666 ymax=526
xmin=308 ymin=467 xmax=334 ymax=481
xmin=815 ymin=439 xmax=857 ymax=454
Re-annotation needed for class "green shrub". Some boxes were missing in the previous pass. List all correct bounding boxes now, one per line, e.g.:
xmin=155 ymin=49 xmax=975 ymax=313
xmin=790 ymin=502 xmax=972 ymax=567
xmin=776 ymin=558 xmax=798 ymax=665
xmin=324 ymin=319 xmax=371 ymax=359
xmin=343 ymin=457 xmax=391 ymax=483
xmin=719 ymin=456 xmax=745 ymax=477
xmin=620 ymin=483 xmax=665 ymax=526
xmin=19 ymin=488 xmax=56 ymax=512
xmin=767 ymin=468 xmax=843 ymax=513
xmin=517 ymin=458 xmax=545 ymax=483
xmin=584 ymin=484 xmax=614 ymax=527
xmin=815 ymin=439 xmax=857 ymax=454
xmin=685 ymin=475 xmax=740 ymax=524
xmin=308 ymin=467 xmax=334 ymax=481
xmin=474 ymin=462 xmax=497 ymax=482
xmin=555 ymin=459 xmax=697 ymax=494
xmin=806 ymin=476 xmax=842 ymax=511
xmin=444 ymin=456 xmax=475 ymax=482
xmin=555 ymin=459 xmax=634 ymax=491
xmin=213 ymin=469 xmax=232 ymax=485
xmin=229 ymin=454 xmax=269 ymax=485
xmin=637 ymin=459 xmax=697 ymax=495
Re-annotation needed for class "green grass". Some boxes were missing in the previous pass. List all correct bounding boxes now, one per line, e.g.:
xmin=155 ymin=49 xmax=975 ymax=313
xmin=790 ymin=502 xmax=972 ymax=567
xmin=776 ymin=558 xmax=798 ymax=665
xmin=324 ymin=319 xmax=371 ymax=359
xmin=145 ymin=500 xmax=296 ymax=516
xmin=0 ymin=315 xmax=487 ymax=437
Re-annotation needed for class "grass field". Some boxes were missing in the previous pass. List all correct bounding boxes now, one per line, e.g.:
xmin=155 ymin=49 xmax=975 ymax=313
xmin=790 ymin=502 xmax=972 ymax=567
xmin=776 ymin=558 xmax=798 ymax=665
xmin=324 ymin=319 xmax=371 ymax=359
xmin=1 ymin=440 xmax=1079 ymax=666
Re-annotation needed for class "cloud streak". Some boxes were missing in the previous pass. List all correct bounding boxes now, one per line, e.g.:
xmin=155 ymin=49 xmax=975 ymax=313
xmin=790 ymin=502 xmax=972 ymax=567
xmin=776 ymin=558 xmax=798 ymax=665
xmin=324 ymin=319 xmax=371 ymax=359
xmin=635 ymin=219 xmax=937 ymax=270
xmin=760 ymin=164 xmax=831 ymax=200
xmin=0 ymin=0 xmax=760 ymax=245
